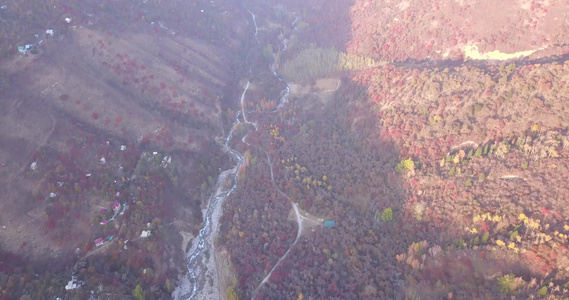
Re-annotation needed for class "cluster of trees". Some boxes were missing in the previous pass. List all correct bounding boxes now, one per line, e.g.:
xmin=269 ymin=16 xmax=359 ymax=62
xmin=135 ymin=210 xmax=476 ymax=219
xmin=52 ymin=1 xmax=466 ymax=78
xmin=0 ymin=253 xmax=69 ymax=299
xmin=280 ymin=45 xmax=341 ymax=82
xmin=350 ymin=59 xmax=569 ymax=296
xmin=229 ymin=66 xmax=569 ymax=299
xmin=352 ymin=61 xmax=569 ymax=209
xmin=291 ymin=0 xmax=353 ymax=50
xmin=221 ymin=70 xmax=421 ymax=298
xmin=219 ymin=153 xmax=298 ymax=295
xmin=279 ymin=44 xmax=377 ymax=83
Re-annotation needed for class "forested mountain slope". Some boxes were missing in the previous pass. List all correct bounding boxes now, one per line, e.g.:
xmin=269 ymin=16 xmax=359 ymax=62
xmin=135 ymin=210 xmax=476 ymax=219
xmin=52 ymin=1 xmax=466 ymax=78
xmin=218 ymin=0 xmax=569 ymax=299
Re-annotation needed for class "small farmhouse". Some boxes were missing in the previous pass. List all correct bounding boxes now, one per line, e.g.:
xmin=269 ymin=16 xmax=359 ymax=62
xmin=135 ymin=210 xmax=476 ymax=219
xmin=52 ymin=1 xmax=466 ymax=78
xmin=112 ymin=200 xmax=121 ymax=212
xmin=324 ymin=220 xmax=336 ymax=228
xmin=65 ymin=276 xmax=84 ymax=290
xmin=94 ymin=237 xmax=104 ymax=247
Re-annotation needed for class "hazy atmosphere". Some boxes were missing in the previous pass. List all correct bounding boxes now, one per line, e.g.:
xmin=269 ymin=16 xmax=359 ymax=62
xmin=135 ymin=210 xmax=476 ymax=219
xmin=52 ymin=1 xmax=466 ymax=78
xmin=1 ymin=0 xmax=569 ymax=299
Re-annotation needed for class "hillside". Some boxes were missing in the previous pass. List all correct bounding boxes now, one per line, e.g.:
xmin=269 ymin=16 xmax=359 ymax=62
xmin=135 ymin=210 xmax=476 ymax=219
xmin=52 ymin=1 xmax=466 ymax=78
xmin=2 ymin=0 xmax=569 ymax=299
xmin=216 ymin=0 xmax=569 ymax=299
xmin=0 ymin=0 xmax=250 ymax=298
xmin=346 ymin=0 xmax=569 ymax=62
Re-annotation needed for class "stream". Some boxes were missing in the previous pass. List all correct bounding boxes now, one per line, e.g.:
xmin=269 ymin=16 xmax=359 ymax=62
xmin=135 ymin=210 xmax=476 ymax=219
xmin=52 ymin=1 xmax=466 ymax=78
xmin=174 ymin=7 xmax=301 ymax=300
xmin=174 ymin=82 xmax=249 ymax=300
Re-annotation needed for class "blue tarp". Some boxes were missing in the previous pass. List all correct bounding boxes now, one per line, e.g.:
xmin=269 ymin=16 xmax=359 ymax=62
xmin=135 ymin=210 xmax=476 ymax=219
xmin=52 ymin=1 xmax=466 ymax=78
xmin=325 ymin=220 xmax=336 ymax=228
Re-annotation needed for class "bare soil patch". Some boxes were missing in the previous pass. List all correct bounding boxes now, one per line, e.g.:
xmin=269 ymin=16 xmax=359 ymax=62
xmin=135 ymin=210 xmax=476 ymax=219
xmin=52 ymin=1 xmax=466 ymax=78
xmin=289 ymin=77 xmax=341 ymax=105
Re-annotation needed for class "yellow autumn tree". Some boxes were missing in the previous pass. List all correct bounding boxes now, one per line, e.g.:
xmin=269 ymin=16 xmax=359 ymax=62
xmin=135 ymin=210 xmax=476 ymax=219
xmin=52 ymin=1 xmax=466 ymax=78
xmin=227 ymin=286 xmax=238 ymax=300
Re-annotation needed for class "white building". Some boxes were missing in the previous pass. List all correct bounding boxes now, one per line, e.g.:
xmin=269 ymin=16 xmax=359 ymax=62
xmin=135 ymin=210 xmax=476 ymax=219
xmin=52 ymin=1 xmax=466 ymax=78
xmin=65 ymin=276 xmax=84 ymax=290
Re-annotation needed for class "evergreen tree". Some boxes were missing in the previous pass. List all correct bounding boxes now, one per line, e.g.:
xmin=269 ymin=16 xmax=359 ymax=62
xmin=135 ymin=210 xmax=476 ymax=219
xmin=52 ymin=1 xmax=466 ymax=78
xmin=132 ymin=285 xmax=146 ymax=300
xmin=381 ymin=208 xmax=393 ymax=222
xmin=474 ymin=147 xmax=482 ymax=157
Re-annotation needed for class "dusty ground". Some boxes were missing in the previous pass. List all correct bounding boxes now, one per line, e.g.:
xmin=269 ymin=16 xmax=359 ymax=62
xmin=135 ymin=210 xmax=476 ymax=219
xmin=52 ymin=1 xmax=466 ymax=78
xmin=286 ymin=205 xmax=323 ymax=235
xmin=289 ymin=77 xmax=341 ymax=104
